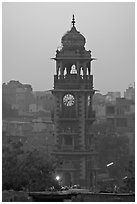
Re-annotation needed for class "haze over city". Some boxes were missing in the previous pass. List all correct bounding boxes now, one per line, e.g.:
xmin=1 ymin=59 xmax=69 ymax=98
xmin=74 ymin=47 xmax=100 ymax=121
xmin=2 ymin=2 xmax=135 ymax=95
xmin=2 ymin=2 xmax=135 ymax=201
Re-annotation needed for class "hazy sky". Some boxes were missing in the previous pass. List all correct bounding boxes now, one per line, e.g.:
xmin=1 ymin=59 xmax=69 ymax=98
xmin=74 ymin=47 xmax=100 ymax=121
xmin=2 ymin=2 xmax=135 ymax=95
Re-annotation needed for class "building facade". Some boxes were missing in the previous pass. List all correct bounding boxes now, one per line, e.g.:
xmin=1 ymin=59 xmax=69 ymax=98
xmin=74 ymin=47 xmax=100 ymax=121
xmin=52 ymin=16 xmax=97 ymax=188
xmin=2 ymin=118 xmax=54 ymax=156
xmin=124 ymin=84 xmax=135 ymax=102
xmin=106 ymin=97 xmax=135 ymax=157
xmin=2 ymin=80 xmax=34 ymax=115
xmin=105 ymin=92 xmax=121 ymax=102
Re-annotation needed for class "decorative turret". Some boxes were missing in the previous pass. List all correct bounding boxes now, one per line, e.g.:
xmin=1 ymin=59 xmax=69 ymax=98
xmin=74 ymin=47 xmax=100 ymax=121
xmin=61 ymin=15 xmax=86 ymax=51
xmin=51 ymin=15 xmax=96 ymax=80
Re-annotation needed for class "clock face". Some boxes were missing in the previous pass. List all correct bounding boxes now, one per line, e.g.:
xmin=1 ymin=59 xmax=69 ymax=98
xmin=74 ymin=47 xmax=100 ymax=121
xmin=63 ymin=94 xmax=75 ymax=106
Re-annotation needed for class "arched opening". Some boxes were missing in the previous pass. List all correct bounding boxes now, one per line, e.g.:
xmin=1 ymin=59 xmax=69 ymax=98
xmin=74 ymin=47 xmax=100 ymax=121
xmin=70 ymin=65 xmax=77 ymax=74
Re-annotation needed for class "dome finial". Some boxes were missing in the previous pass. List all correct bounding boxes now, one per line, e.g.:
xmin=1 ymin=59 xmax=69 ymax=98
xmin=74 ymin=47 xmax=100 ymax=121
xmin=72 ymin=14 xmax=75 ymax=27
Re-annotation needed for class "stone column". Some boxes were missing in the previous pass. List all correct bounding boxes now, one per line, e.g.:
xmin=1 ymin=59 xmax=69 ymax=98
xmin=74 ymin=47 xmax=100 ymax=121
xmin=88 ymin=61 xmax=91 ymax=75
xmin=79 ymin=94 xmax=85 ymax=149
xmin=75 ymin=93 xmax=78 ymax=117
xmin=54 ymin=93 xmax=60 ymax=148
xmin=59 ymin=94 xmax=62 ymax=116
xmin=60 ymin=61 xmax=63 ymax=78
xmin=76 ymin=61 xmax=80 ymax=75
xmin=83 ymin=63 xmax=87 ymax=78
xmin=56 ymin=61 xmax=59 ymax=77
xmin=90 ymin=60 xmax=93 ymax=75
xmin=80 ymin=158 xmax=86 ymax=180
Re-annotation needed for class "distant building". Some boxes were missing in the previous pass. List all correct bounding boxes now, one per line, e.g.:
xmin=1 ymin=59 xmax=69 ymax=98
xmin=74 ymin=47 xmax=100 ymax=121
xmin=106 ymin=97 xmax=135 ymax=156
xmin=2 ymin=81 xmax=54 ymax=117
xmin=106 ymin=98 xmax=134 ymax=129
xmin=124 ymin=84 xmax=135 ymax=102
xmin=2 ymin=80 xmax=34 ymax=115
xmin=92 ymin=94 xmax=106 ymax=121
xmin=93 ymin=104 xmax=106 ymax=120
xmin=93 ymin=93 xmax=106 ymax=105
xmin=32 ymin=91 xmax=54 ymax=113
xmin=105 ymin=92 xmax=121 ymax=103
xmin=2 ymin=117 xmax=55 ymax=154
xmin=2 ymin=81 xmax=55 ymax=156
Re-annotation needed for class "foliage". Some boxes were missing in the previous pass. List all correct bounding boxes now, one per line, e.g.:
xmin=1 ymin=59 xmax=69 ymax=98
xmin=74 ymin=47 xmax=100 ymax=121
xmin=2 ymin=141 xmax=59 ymax=191
xmin=124 ymin=160 xmax=135 ymax=192
xmin=2 ymin=142 xmax=24 ymax=190
xmin=91 ymin=121 xmax=130 ymax=179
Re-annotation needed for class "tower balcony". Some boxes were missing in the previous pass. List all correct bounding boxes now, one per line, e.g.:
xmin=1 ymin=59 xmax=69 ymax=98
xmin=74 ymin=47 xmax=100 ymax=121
xmin=52 ymin=145 xmax=97 ymax=155
xmin=58 ymin=118 xmax=79 ymax=121
xmin=59 ymin=132 xmax=79 ymax=135
xmin=58 ymin=127 xmax=79 ymax=134
xmin=60 ymin=145 xmax=74 ymax=151
xmin=52 ymin=150 xmax=97 ymax=155
xmin=54 ymin=74 xmax=93 ymax=89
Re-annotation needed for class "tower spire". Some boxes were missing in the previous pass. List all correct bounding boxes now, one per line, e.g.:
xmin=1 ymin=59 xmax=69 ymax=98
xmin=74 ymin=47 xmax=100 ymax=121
xmin=72 ymin=14 xmax=75 ymax=27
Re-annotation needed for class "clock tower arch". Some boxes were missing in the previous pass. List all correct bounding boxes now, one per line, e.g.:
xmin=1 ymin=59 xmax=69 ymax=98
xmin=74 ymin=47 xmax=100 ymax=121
xmin=52 ymin=15 xmax=97 ymax=188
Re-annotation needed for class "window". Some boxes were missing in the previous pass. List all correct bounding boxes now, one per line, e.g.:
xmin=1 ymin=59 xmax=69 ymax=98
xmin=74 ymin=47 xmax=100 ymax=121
xmin=64 ymin=136 xmax=73 ymax=145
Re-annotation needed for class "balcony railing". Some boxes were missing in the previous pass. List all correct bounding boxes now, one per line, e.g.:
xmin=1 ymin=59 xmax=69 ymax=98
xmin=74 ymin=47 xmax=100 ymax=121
xmin=54 ymin=144 xmax=96 ymax=152
xmin=54 ymin=74 xmax=93 ymax=89
xmin=60 ymin=145 xmax=74 ymax=151
xmin=59 ymin=132 xmax=79 ymax=135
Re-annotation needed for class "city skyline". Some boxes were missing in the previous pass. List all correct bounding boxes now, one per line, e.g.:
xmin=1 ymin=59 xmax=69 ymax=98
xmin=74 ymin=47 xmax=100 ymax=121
xmin=2 ymin=2 xmax=135 ymax=95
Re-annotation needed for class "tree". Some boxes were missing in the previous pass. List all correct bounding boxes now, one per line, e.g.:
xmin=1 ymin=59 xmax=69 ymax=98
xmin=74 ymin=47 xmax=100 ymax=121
xmin=123 ymin=160 xmax=135 ymax=192
xmin=91 ymin=121 xmax=130 ymax=180
xmin=2 ymin=142 xmax=24 ymax=190
xmin=18 ymin=150 xmax=59 ymax=191
xmin=2 ymin=142 xmax=59 ymax=191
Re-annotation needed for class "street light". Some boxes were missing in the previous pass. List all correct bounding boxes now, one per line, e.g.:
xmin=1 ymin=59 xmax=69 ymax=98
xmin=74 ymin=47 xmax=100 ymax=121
xmin=106 ymin=162 xmax=114 ymax=167
xmin=56 ymin=176 xmax=60 ymax=181
xmin=56 ymin=175 xmax=62 ymax=188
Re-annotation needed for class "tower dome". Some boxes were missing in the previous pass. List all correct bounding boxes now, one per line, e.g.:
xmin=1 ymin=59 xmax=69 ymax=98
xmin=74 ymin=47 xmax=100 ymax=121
xmin=61 ymin=15 xmax=86 ymax=50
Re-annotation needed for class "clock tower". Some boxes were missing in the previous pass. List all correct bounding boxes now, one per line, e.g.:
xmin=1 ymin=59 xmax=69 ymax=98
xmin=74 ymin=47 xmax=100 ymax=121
xmin=52 ymin=15 xmax=97 ymax=188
